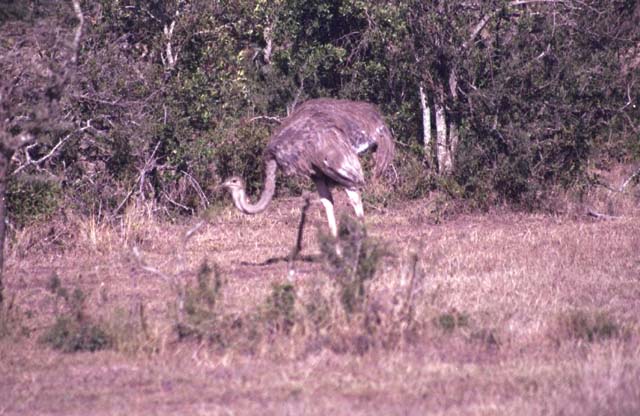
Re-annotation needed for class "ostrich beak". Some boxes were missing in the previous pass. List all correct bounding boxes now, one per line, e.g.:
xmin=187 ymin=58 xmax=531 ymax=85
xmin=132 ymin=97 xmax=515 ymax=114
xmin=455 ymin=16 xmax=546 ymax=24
xmin=216 ymin=181 xmax=232 ymax=192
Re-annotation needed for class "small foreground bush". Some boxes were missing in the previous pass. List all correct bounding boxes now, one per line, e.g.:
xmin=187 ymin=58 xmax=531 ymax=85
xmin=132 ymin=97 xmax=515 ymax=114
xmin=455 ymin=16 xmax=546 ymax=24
xmin=319 ymin=215 xmax=386 ymax=315
xmin=40 ymin=275 xmax=112 ymax=352
xmin=553 ymin=309 xmax=620 ymax=343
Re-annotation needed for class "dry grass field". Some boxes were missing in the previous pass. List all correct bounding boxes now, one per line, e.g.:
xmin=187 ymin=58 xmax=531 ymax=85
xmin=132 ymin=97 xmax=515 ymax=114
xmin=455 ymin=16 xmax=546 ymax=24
xmin=1 ymin=189 xmax=639 ymax=415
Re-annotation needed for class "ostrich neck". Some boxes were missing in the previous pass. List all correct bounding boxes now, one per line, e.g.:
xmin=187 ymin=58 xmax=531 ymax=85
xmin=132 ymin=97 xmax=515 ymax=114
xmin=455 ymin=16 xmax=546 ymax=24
xmin=232 ymin=159 xmax=277 ymax=214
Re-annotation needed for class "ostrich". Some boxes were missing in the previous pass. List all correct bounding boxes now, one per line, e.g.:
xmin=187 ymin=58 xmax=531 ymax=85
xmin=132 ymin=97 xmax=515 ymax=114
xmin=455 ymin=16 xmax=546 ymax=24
xmin=221 ymin=98 xmax=394 ymax=255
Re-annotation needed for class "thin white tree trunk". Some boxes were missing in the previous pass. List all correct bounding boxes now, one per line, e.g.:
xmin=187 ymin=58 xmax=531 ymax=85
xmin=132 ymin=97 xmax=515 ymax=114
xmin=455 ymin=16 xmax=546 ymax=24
xmin=447 ymin=122 xmax=458 ymax=173
xmin=446 ymin=70 xmax=459 ymax=173
xmin=419 ymin=85 xmax=432 ymax=161
xmin=435 ymin=100 xmax=448 ymax=173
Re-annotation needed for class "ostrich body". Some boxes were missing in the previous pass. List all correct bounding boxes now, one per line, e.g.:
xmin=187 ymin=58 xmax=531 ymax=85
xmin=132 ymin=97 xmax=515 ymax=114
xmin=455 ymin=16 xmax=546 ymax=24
xmin=222 ymin=98 xmax=394 ymax=243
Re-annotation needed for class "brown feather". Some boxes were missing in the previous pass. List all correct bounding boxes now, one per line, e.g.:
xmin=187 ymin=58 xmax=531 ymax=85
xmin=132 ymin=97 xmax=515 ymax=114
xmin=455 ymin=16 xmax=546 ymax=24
xmin=266 ymin=98 xmax=394 ymax=187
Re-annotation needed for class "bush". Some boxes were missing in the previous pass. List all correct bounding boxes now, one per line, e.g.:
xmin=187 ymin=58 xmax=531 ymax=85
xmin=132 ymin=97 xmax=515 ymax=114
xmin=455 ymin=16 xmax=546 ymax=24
xmin=41 ymin=316 xmax=111 ymax=353
xmin=262 ymin=283 xmax=297 ymax=335
xmin=40 ymin=275 xmax=112 ymax=352
xmin=7 ymin=175 xmax=62 ymax=227
xmin=434 ymin=309 xmax=470 ymax=332
xmin=553 ymin=309 xmax=621 ymax=343
xmin=175 ymin=261 xmax=225 ymax=343
xmin=319 ymin=215 xmax=386 ymax=315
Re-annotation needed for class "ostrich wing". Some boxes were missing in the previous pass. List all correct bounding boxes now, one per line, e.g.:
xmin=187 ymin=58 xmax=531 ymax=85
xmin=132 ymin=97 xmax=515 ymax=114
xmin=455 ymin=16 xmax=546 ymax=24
xmin=290 ymin=99 xmax=394 ymax=177
xmin=266 ymin=98 xmax=392 ymax=186
xmin=308 ymin=127 xmax=365 ymax=189
xmin=267 ymin=122 xmax=365 ymax=188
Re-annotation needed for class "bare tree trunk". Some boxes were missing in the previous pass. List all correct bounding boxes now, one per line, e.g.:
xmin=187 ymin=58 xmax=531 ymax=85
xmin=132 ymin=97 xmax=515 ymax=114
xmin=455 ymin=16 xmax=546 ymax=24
xmin=447 ymin=69 xmax=460 ymax=172
xmin=419 ymin=85 xmax=432 ymax=164
xmin=435 ymin=100 xmax=449 ymax=174
xmin=0 ymin=150 xmax=11 ymax=306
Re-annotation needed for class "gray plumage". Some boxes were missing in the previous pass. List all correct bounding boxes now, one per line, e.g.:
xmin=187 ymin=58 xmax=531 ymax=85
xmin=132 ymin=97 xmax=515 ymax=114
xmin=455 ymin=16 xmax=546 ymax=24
xmin=222 ymin=98 xmax=394 ymax=238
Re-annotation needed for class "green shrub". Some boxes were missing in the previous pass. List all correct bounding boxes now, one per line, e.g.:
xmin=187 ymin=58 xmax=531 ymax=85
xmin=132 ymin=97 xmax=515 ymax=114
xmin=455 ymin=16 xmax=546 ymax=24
xmin=434 ymin=309 xmax=470 ymax=332
xmin=174 ymin=261 xmax=225 ymax=343
xmin=7 ymin=175 xmax=62 ymax=227
xmin=262 ymin=283 xmax=297 ymax=335
xmin=41 ymin=316 xmax=111 ymax=353
xmin=320 ymin=215 xmax=386 ymax=315
xmin=40 ymin=275 xmax=112 ymax=352
xmin=556 ymin=310 xmax=620 ymax=343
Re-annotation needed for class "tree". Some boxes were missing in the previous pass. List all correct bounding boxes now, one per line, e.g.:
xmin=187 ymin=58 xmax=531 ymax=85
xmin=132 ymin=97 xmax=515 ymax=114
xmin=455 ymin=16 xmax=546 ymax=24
xmin=0 ymin=0 xmax=83 ymax=304
xmin=405 ymin=0 xmax=639 ymax=204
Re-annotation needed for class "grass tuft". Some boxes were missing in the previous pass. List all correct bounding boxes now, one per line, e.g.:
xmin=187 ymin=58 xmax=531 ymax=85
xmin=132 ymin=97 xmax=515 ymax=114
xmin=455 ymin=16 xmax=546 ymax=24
xmin=434 ymin=309 xmax=470 ymax=332
xmin=554 ymin=309 xmax=621 ymax=343
xmin=262 ymin=283 xmax=296 ymax=335
xmin=0 ymin=294 xmax=27 ymax=340
xmin=40 ymin=276 xmax=112 ymax=352
xmin=319 ymin=214 xmax=386 ymax=315
xmin=174 ymin=260 xmax=225 ymax=343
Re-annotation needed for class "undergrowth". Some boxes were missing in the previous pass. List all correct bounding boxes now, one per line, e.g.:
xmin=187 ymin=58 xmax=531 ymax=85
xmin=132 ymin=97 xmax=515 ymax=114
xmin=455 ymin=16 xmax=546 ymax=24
xmin=40 ymin=274 xmax=112 ymax=352
xmin=160 ymin=215 xmax=504 ymax=355
xmin=319 ymin=215 xmax=386 ymax=315
xmin=174 ymin=261 xmax=227 ymax=344
xmin=553 ymin=309 xmax=622 ymax=343
xmin=0 ymin=294 xmax=28 ymax=341
xmin=27 ymin=214 xmax=631 ymax=357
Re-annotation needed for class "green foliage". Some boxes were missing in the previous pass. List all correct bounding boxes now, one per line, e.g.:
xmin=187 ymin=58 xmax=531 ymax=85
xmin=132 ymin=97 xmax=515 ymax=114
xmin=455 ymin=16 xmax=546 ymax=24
xmin=320 ymin=215 xmax=385 ymax=315
xmin=4 ymin=0 xmax=638 ymax=217
xmin=391 ymin=148 xmax=436 ymax=200
xmin=435 ymin=309 xmax=469 ymax=332
xmin=40 ymin=275 xmax=112 ymax=352
xmin=557 ymin=310 xmax=620 ymax=343
xmin=176 ymin=261 xmax=224 ymax=342
xmin=41 ymin=315 xmax=111 ymax=353
xmin=262 ymin=283 xmax=296 ymax=334
xmin=7 ymin=175 xmax=62 ymax=227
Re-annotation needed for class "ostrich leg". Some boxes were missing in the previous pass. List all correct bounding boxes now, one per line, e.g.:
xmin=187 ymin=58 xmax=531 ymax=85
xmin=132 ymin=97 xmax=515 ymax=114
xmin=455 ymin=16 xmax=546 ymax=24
xmin=344 ymin=188 xmax=364 ymax=218
xmin=290 ymin=192 xmax=312 ymax=260
xmin=315 ymin=177 xmax=345 ymax=257
xmin=314 ymin=178 xmax=338 ymax=238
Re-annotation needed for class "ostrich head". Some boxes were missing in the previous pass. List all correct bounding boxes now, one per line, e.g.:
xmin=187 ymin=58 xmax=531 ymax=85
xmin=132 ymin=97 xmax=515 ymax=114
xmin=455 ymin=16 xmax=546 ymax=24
xmin=220 ymin=175 xmax=274 ymax=215
xmin=220 ymin=176 xmax=249 ymax=213
xmin=219 ymin=159 xmax=277 ymax=215
xmin=220 ymin=176 xmax=247 ymax=204
xmin=221 ymin=176 xmax=245 ymax=193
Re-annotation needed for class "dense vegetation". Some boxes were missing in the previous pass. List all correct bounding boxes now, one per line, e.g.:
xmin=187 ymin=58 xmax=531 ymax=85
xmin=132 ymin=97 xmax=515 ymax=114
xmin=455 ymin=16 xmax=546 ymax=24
xmin=1 ymin=0 xmax=639 ymax=222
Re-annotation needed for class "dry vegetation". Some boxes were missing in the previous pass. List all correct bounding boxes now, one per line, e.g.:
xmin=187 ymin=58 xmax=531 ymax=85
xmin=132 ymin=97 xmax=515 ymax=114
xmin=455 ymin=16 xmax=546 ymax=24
xmin=1 ymin=190 xmax=639 ymax=415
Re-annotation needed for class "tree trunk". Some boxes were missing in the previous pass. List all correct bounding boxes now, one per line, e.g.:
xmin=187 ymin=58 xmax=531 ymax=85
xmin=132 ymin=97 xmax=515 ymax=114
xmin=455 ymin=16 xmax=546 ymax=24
xmin=447 ymin=69 xmax=460 ymax=173
xmin=419 ymin=85 xmax=432 ymax=163
xmin=447 ymin=121 xmax=458 ymax=173
xmin=435 ymin=101 xmax=449 ymax=173
xmin=0 ymin=151 xmax=10 ymax=306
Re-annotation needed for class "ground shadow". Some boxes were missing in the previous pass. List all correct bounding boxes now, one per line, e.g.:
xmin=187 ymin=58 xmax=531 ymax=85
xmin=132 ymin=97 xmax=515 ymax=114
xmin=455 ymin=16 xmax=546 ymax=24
xmin=240 ymin=253 xmax=319 ymax=266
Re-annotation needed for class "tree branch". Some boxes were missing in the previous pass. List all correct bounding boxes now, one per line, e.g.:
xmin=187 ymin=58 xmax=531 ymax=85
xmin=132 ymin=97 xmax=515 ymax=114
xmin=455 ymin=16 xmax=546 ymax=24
xmin=620 ymin=167 xmax=640 ymax=192
xmin=70 ymin=0 xmax=84 ymax=65
xmin=10 ymin=126 xmax=88 ymax=177
xmin=181 ymin=170 xmax=209 ymax=208
xmin=419 ymin=84 xmax=432 ymax=157
xmin=463 ymin=0 xmax=568 ymax=50
xmin=248 ymin=115 xmax=282 ymax=124
xmin=162 ymin=8 xmax=181 ymax=71
xmin=587 ymin=209 xmax=621 ymax=220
